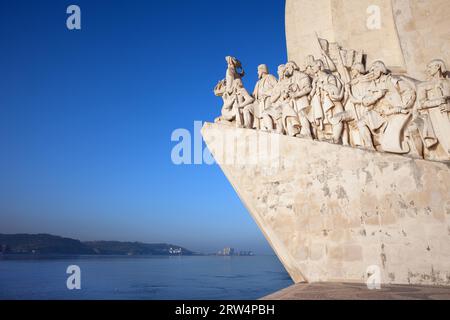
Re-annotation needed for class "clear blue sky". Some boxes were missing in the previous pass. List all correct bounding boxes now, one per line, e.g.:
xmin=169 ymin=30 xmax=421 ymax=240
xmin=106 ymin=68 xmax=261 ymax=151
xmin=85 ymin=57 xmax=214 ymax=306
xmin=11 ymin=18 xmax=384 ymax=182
xmin=0 ymin=0 xmax=287 ymax=254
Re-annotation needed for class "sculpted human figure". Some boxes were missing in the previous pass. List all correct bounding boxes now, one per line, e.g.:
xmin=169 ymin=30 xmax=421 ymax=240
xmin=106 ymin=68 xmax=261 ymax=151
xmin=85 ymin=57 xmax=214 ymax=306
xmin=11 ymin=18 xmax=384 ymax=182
xmin=309 ymin=59 xmax=345 ymax=143
xmin=261 ymin=64 xmax=286 ymax=134
xmin=225 ymin=56 xmax=245 ymax=94
xmin=214 ymin=78 xmax=254 ymax=127
xmin=212 ymin=44 xmax=449 ymax=162
xmin=281 ymin=61 xmax=313 ymax=138
xmin=214 ymin=56 xmax=253 ymax=127
xmin=243 ymin=64 xmax=278 ymax=129
xmin=413 ymin=59 xmax=450 ymax=159
xmin=302 ymin=55 xmax=316 ymax=77
xmin=213 ymin=79 xmax=232 ymax=124
xmin=337 ymin=62 xmax=369 ymax=147
xmin=353 ymin=61 xmax=416 ymax=153
xmin=230 ymin=78 xmax=254 ymax=127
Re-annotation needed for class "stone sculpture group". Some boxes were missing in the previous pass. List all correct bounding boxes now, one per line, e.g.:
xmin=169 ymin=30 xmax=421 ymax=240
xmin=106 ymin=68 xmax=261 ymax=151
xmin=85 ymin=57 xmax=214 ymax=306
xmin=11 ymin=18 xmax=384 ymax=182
xmin=214 ymin=39 xmax=450 ymax=162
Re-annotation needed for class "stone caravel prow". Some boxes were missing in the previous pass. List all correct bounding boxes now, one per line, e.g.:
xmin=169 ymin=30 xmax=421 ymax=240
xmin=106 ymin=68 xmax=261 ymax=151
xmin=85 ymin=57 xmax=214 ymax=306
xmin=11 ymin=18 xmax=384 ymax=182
xmin=202 ymin=122 xmax=450 ymax=286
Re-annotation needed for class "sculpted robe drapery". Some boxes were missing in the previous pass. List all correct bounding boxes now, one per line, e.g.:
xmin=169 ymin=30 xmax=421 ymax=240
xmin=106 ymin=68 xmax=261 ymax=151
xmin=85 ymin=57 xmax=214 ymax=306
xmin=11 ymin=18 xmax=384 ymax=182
xmin=281 ymin=71 xmax=312 ymax=129
xmin=343 ymin=77 xmax=370 ymax=147
xmin=266 ymin=80 xmax=287 ymax=121
xmin=361 ymin=75 xmax=415 ymax=154
xmin=311 ymin=73 xmax=344 ymax=125
xmin=417 ymin=78 xmax=450 ymax=156
xmin=382 ymin=76 xmax=416 ymax=154
xmin=250 ymin=74 xmax=278 ymax=118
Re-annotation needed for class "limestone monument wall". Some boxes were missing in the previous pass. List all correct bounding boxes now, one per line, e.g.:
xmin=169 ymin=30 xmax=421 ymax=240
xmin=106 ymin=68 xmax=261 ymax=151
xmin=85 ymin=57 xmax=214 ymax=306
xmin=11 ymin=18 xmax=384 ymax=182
xmin=202 ymin=123 xmax=450 ymax=285
xmin=286 ymin=0 xmax=450 ymax=79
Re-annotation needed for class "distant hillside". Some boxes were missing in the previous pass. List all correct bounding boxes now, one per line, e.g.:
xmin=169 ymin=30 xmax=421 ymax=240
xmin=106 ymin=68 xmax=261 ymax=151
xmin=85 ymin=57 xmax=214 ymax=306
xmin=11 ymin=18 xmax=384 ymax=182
xmin=0 ymin=234 xmax=94 ymax=255
xmin=0 ymin=234 xmax=194 ymax=256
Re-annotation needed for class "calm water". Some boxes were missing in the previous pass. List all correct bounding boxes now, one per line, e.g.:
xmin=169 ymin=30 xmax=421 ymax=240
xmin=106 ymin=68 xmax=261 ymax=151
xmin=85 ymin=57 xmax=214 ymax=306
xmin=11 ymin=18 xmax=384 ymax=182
xmin=0 ymin=255 xmax=292 ymax=300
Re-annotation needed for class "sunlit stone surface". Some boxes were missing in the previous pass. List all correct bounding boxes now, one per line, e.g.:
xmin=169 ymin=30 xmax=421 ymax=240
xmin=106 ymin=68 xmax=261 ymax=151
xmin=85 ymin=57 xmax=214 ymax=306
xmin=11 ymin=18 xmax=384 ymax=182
xmin=202 ymin=122 xmax=450 ymax=286
xmin=286 ymin=0 xmax=450 ymax=79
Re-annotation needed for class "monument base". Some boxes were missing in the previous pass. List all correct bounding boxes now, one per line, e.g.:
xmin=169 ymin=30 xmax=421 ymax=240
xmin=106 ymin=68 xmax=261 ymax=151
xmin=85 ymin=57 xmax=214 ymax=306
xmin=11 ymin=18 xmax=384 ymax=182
xmin=262 ymin=282 xmax=450 ymax=300
xmin=202 ymin=122 xmax=450 ymax=286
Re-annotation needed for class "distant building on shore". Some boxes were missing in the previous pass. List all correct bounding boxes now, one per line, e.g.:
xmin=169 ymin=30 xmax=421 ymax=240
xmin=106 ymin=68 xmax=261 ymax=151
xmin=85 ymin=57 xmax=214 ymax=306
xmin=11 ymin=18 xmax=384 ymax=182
xmin=169 ymin=247 xmax=182 ymax=255
xmin=217 ymin=247 xmax=253 ymax=256
xmin=223 ymin=247 xmax=234 ymax=256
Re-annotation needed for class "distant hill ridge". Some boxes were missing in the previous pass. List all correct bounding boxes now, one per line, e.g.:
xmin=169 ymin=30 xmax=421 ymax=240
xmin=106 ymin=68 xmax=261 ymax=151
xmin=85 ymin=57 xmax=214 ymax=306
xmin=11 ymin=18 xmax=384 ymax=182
xmin=0 ymin=234 xmax=194 ymax=255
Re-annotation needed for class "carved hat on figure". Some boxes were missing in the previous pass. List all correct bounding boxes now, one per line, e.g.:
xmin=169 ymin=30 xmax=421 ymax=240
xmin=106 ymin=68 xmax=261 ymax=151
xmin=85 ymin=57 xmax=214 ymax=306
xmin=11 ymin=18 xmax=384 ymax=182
xmin=426 ymin=59 xmax=447 ymax=78
xmin=257 ymin=64 xmax=269 ymax=77
xmin=369 ymin=60 xmax=389 ymax=77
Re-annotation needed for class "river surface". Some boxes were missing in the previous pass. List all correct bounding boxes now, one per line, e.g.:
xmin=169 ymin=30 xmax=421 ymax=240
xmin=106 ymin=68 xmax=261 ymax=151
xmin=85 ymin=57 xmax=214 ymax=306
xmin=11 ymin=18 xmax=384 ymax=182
xmin=0 ymin=255 xmax=292 ymax=300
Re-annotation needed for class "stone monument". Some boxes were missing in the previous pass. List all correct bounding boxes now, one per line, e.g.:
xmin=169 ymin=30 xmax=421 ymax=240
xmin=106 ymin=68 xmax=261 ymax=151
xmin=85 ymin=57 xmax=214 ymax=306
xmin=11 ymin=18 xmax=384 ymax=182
xmin=204 ymin=0 xmax=450 ymax=287
xmin=285 ymin=0 xmax=450 ymax=79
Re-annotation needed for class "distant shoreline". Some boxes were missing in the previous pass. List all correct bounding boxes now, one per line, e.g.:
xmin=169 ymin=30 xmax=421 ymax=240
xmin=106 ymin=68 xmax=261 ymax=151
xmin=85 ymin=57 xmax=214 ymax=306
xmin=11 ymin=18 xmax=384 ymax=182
xmin=0 ymin=253 xmax=266 ymax=259
xmin=0 ymin=233 xmax=263 ymax=257
xmin=0 ymin=233 xmax=197 ymax=256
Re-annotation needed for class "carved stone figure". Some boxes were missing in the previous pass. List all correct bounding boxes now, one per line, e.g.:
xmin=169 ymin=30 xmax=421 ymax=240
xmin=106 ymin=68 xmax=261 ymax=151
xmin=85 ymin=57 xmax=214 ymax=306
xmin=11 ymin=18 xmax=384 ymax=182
xmin=243 ymin=64 xmax=277 ymax=129
xmin=362 ymin=61 xmax=416 ymax=153
xmin=342 ymin=61 xmax=414 ymax=153
xmin=213 ymin=79 xmax=232 ymax=124
xmin=413 ymin=59 xmax=450 ymax=160
xmin=309 ymin=59 xmax=345 ymax=143
xmin=212 ymin=44 xmax=449 ymax=162
xmin=214 ymin=57 xmax=254 ymax=127
xmin=225 ymin=56 xmax=245 ymax=94
xmin=280 ymin=61 xmax=313 ymax=138
xmin=261 ymin=65 xmax=285 ymax=134
xmin=214 ymin=57 xmax=253 ymax=127
xmin=338 ymin=63 xmax=369 ymax=147
xmin=302 ymin=55 xmax=316 ymax=77
xmin=230 ymin=78 xmax=254 ymax=128
xmin=214 ymin=78 xmax=254 ymax=127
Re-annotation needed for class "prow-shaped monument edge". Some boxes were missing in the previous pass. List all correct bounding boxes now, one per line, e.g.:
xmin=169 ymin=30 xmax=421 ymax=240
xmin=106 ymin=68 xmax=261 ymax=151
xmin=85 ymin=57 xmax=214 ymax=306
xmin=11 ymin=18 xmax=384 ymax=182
xmin=202 ymin=122 xmax=450 ymax=286
xmin=209 ymin=0 xmax=450 ymax=286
